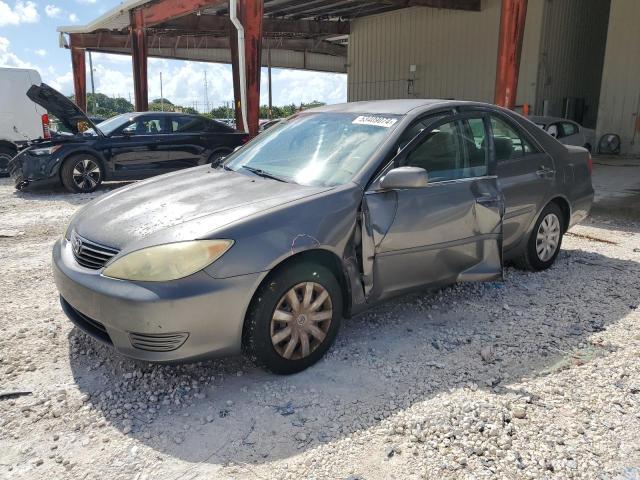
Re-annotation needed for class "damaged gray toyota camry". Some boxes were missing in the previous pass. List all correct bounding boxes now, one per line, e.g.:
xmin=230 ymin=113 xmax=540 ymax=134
xmin=53 ymin=100 xmax=594 ymax=374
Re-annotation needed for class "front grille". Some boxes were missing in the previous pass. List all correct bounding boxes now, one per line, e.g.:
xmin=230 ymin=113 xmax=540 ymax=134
xmin=129 ymin=332 xmax=189 ymax=352
xmin=60 ymin=297 xmax=113 ymax=345
xmin=71 ymin=233 xmax=119 ymax=269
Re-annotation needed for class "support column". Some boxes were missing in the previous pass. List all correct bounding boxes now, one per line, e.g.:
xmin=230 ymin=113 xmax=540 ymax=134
xmin=130 ymin=9 xmax=149 ymax=112
xmin=70 ymin=36 xmax=87 ymax=113
xmin=241 ymin=0 xmax=263 ymax=137
xmin=229 ymin=0 xmax=263 ymax=136
xmin=494 ymin=0 xmax=528 ymax=109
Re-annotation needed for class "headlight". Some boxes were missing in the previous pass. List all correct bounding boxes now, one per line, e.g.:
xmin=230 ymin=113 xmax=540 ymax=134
xmin=30 ymin=145 xmax=62 ymax=156
xmin=102 ymin=240 xmax=234 ymax=282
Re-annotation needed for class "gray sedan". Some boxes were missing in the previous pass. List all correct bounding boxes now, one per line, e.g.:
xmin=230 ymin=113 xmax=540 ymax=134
xmin=53 ymin=100 xmax=594 ymax=374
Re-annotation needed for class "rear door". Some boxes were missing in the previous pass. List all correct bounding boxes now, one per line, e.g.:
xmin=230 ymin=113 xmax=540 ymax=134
xmin=366 ymin=112 xmax=504 ymax=300
xmin=491 ymin=114 xmax=555 ymax=251
xmin=164 ymin=115 xmax=210 ymax=168
xmin=108 ymin=115 xmax=170 ymax=176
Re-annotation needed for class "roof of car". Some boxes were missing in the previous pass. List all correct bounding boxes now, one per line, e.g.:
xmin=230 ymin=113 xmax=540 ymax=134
xmin=529 ymin=115 xmax=576 ymax=124
xmin=309 ymin=99 xmax=491 ymax=115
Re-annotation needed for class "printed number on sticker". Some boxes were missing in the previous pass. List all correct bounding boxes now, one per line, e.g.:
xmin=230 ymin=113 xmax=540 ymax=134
xmin=352 ymin=116 xmax=398 ymax=128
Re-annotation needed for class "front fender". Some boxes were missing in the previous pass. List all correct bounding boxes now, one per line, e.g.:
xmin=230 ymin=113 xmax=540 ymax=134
xmin=203 ymin=185 xmax=364 ymax=279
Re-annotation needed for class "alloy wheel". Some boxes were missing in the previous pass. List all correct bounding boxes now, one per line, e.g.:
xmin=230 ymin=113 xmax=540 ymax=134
xmin=0 ymin=152 xmax=12 ymax=175
xmin=72 ymin=159 xmax=101 ymax=191
xmin=270 ymin=282 xmax=333 ymax=360
xmin=536 ymin=213 xmax=561 ymax=262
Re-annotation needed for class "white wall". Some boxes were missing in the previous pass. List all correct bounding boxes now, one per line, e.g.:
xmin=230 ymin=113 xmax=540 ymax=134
xmin=596 ymin=0 xmax=640 ymax=154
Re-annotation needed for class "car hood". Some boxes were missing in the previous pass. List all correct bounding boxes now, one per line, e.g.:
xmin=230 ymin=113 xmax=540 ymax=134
xmin=71 ymin=166 xmax=332 ymax=250
xmin=27 ymin=83 xmax=102 ymax=136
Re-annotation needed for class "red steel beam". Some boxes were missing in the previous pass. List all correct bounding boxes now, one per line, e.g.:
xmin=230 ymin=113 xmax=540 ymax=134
xmin=142 ymin=0 xmax=227 ymax=27
xmin=70 ymin=44 xmax=87 ymax=113
xmin=494 ymin=0 xmax=528 ymax=108
xmin=130 ymin=9 xmax=149 ymax=111
xmin=241 ymin=0 xmax=264 ymax=137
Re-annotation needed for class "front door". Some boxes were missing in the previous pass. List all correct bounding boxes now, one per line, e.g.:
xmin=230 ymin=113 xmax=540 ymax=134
xmin=366 ymin=114 xmax=504 ymax=300
xmin=108 ymin=115 xmax=171 ymax=177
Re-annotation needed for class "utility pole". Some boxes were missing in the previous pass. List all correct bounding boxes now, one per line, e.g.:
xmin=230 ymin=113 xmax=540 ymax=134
xmin=88 ymin=51 xmax=96 ymax=114
xmin=160 ymin=72 xmax=164 ymax=112
xmin=203 ymin=71 xmax=209 ymax=113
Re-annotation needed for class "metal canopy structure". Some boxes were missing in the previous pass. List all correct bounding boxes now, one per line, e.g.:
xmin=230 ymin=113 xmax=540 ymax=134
xmin=58 ymin=0 xmax=494 ymax=136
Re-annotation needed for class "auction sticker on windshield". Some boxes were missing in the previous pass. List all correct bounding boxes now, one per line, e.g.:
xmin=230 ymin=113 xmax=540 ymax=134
xmin=352 ymin=116 xmax=398 ymax=128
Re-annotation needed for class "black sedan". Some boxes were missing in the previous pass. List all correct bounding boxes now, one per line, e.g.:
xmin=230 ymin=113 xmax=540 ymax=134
xmin=9 ymin=83 xmax=249 ymax=193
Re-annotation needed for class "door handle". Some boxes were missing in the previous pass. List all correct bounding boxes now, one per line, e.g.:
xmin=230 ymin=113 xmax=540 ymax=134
xmin=536 ymin=166 xmax=555 ymax=177
xmin=476 ymin=196 xmax=501 ymax=206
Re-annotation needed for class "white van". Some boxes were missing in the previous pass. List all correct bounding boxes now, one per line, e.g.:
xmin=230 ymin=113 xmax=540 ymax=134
xmin=0 ymin=67 xmax=49 ymax=175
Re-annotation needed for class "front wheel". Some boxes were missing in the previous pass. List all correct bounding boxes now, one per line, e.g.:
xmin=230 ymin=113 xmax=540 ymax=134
xmin=243 ymin=262 xmax=343 ymax=374
xmin=514 ymin=203 xmax=565 ymax=271
xmin=60 ymin=155 xmax=103 ymax=193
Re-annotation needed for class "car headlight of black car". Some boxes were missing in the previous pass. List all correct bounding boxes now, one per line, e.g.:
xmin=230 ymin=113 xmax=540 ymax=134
xmin=102 ymin=240 xmax=234 ymax=282
xmin=30 ymin=145 xmax=62 ymax=156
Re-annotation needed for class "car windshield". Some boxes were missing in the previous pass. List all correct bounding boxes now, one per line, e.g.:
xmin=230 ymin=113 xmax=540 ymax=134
xmin=91 ymin=114 xmax=133 ymax=136
xmin=224 ymin=112 xmax=402 ymax=186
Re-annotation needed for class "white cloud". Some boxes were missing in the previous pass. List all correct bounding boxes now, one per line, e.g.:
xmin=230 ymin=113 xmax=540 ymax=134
xmin=68 ymin=12 xmax=78 ymax=23
xmin=44 ymin=4 xmax=61 ymax=18
xmin=0 ymin=36 xmax=37 ymax=69
xmin=263 ymin=69 xmax=347 ymax=106
xmin=47 ymin=69 xmax=73 ymax=93
xmin=0 ymin=0 xmax=39 ymax=26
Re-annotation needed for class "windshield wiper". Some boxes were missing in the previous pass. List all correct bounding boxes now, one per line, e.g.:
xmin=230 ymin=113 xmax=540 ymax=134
xmin=241 ymin=165 xmax=288 ymax=183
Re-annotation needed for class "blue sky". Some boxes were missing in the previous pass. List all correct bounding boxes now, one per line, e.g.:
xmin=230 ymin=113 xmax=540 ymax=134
xmin=0 ymin=0 xmax=347 ymax=109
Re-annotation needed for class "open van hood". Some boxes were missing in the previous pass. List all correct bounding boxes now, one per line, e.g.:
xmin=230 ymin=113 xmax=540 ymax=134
xmin=26 ymin=83 xmax=103 ymax=136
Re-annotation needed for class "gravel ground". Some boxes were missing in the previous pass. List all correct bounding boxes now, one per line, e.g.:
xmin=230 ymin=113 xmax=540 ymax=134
xmin=1 ymin=175 xmax=639 ymax=480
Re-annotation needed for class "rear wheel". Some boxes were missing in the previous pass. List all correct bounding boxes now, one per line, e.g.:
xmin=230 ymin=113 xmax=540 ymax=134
xmin=204 ymin=149 xmax=231 ymax=167
xmin=243 ymin=262 xmax=342 ymax=374
xmin=0 ymin=145 xmax=16 ymax=177
xmin=61 ymin=154 xmax=103 ymax=193
xmin=514 ymin=203 xmax=565 ymax=271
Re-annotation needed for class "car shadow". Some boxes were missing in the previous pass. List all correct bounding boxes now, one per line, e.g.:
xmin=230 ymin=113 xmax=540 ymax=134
xmin=67 ymin=247 xmax=639 ymax=467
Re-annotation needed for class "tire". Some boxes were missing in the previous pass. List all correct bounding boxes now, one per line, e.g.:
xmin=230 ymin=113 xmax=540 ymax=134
xmin=206 ymin=149 xmax=231 ymax=167
xmin=60 ymin=154 xmax=103 ymax=193
xmin=0 ymin=145 xmax=17 ymax=177
xmin=514 ymin=202 xmax=565 ymax=271
xmin=243 ymin=261 xmax=343 ymax=374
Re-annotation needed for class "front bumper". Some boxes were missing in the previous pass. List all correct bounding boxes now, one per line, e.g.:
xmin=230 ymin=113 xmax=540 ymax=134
xmin=52 ymin=238 xmax=265 ymax=362
xmin=9 ymin=150 xmax=61 ymax=190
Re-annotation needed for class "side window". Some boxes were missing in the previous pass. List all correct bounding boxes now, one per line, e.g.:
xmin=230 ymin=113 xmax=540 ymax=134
xmin=404 ymin=121 xmax=464 ymax=182
xmin=123 ymin=117 xmax=165 ymax=135
xmin=561 ymin=122 xmax=578 ymax=137
xmin=461 ymin=117 xmax=489 ymax=178
xmin=171 ymin=116 xmax=206 ymax=133
xmin=490 ymin=116 xmax=537 ymax=161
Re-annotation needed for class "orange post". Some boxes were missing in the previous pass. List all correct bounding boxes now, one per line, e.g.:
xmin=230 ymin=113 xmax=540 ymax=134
xmin=494 ymin=0 xmax=528 ymax=109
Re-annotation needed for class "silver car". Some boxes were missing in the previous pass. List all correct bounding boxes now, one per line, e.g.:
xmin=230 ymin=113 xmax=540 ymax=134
xmin=530 ymin=116 xmax=596 ymax=152
xmin=53 ymin=100 xmax=594 ymax=374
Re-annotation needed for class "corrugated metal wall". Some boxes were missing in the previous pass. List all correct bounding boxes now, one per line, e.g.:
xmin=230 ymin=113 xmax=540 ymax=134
xmin=535 ymin=0 xmax=610 ymax=127
xmin=347 ymin=0 xmax=543 ymax=106
xmin=596 ymin=0 xmax=640 ymax=154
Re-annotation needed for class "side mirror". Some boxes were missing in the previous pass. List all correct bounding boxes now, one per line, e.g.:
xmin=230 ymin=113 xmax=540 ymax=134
xmin=122 ymin=129 xmax=135 ymax=137
xmin=380 ymin=166 xmax=428 ymax=190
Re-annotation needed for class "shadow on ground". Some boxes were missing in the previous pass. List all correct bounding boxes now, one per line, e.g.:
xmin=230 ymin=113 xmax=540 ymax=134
xmin=67 ymin=246 xmax=640 ymax=469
